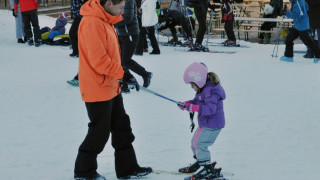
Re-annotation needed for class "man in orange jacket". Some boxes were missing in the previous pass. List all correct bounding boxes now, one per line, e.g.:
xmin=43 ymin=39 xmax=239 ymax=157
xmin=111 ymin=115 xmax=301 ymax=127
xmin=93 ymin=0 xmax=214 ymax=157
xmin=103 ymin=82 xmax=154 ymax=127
xmin=74 ymin=0 xmax=152 ymax=179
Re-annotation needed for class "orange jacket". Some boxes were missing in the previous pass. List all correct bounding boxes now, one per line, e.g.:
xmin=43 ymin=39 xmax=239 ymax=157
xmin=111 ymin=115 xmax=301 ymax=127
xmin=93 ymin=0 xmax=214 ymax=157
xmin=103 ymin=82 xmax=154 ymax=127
xmin=78 ymin=0 xmax=124 ymax=102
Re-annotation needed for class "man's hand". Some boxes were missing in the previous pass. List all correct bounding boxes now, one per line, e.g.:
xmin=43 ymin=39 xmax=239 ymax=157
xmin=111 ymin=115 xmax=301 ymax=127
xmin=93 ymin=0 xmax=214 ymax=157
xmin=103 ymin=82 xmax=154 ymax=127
xmin=12 ymin=9 xmax=17 ymax=17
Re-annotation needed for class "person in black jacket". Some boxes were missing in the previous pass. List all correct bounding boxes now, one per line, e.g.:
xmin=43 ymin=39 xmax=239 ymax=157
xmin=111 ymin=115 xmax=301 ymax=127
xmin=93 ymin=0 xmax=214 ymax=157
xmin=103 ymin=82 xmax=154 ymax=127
xmin=69 ymin=0 xmax=87 ymax=57
xmin=187 ymin=0 xmax=208 ymax=51
xmin=259 ymin=0 xmax=283 ymax=44
xmin=157 ymin=9 xmax=194 ymax=46
xmin=66 ymin=0 xmax=88 ymax=87
xmin=304 ymin=0 xmax=320 ymax=59
xmin=115 ymin=0 xmax=152 ymax=88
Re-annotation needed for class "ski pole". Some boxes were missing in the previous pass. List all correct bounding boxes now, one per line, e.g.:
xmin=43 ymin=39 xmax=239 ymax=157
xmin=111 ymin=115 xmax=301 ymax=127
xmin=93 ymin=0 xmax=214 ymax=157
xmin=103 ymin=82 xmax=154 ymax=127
xmin=206 ymin=9 xmax=214 ymax=48
xmin=140 ymin=86 xmax=185 ymax=107
xmin=140 ymin=86 xmax=195 ymax=132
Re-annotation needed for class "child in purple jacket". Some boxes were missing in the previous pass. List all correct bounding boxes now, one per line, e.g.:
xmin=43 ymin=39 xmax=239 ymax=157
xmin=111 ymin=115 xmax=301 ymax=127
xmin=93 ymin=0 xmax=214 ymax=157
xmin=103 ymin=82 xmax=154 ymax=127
xmin=178 ymin=62 xmax=226 ymax=179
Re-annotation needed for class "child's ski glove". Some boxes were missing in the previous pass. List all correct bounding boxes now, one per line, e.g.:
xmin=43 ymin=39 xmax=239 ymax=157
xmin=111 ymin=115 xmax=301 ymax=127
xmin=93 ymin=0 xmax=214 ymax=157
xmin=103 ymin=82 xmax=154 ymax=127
xmin=178 ymin=101 xmax=190 ymax=110
xmin=187 ymin=104 xmax=199 ymax=112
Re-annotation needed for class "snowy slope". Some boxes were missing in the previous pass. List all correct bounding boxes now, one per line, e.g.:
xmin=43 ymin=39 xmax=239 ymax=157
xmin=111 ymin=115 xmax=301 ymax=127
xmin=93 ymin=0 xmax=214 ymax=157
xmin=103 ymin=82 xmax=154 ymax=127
xmin=0 ymin=10 xmax=320 ymax=180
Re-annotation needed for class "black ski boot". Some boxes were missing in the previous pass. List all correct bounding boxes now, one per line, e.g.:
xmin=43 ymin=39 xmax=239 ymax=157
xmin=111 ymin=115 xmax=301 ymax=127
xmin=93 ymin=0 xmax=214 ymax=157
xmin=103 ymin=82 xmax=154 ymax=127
xmin=118 ymin=166 xmax=152 ymax=179
xmin=189 ymin=43 xmax=209 ymax=52
xmin=188 ymin=161 xmax=216 ymax=180
xmin=205 ymin=167 xmax=224 ymax=180
xmin=27 ymin=38 xmax=34 ymax=46
xmin=74 ymin=173 xmax=106 ymax=180
xmin=142 ymin=72 xmax=152 ymax=88
xmin=179 ymin=161 xmax=200 ymax=173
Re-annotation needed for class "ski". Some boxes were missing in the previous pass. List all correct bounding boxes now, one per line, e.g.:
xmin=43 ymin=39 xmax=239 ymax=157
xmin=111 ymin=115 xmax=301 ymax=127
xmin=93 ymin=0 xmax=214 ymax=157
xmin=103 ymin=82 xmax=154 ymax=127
xmin=184 ymin=168 xmax=232 ymax=180
xmin=174 ymin=48 xmax=236 ymax=54
xmin=293 ymin=50 xmax=306 ymax=54
xmin=152 ymin=169 xmax=234 ymax=177
xmin=152 ymin=169 xmax=193 ymax=175
xmin=205 ymin=42 xmax=250 ymax=48
xmin=160 ymin=41 xmax=183 ymax=47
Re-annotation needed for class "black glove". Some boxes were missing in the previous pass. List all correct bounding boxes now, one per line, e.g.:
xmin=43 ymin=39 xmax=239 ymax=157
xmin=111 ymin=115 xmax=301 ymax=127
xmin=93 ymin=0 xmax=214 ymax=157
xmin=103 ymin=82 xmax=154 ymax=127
xmin=12 ymin=9 xmax=17 ymax=17
xmin=121 ymin=70 xmax=140 ymax=93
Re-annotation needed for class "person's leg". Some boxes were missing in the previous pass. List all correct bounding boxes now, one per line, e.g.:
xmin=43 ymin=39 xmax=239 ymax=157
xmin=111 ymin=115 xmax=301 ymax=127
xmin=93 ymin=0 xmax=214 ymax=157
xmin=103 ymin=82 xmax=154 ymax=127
xmin=189 ymin=127 xmax=221 ymax=179
xmin=74 ymin=100 xmax=113 ymax=178
xmin=194 ymin=0 xmax=208 ymax=45
xmin=29 ymin=10 xmax=41 ymax=43
xmin=299 ymin=30 xmax=320 ymax=58
xmin=74 ymin=74 xmax=79 ymax=80
xmin=22 ymin=13 xmax=32 ymax=41
xmin=306 ymin=29 xmax=315 ymax=57
xmin=111 ymin=94 xmax=139 ymax=178
xmin=69 ymin=17 xmax=81 ymax=55
xmin=284 ymin=28 xmax=299 ymax=57
xmin=146 ymin=26 xmax=160 ymax=53
xmin=15 ymin=8 xmax=24 ymax=40
xmin=168 ymin=23 xmax=178 ymax=41
xmin=194 ymin=128 xmax=221 ymax=162
xmin=317 ymin=29 xmax=320 ymax=48
xmin=120 ymin=35 xmax=149 ymax=77
xmin=48 ymin=30 xmax=62 ymax=40
xmin=180 ymin=17 xmax=193 ymax=39
xmin=224 ymin=21 xmax=236 ymax=42
xmin=135 ymin=27 xmax=147 ymax=54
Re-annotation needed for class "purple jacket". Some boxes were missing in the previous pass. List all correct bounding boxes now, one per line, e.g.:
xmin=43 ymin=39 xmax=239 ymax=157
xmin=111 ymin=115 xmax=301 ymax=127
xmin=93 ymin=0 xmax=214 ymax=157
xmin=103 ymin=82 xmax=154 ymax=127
xmin=189 ymin=82 xmax=226 ymax=129
xmin=52 ymin=18 xmax=67 ymax=34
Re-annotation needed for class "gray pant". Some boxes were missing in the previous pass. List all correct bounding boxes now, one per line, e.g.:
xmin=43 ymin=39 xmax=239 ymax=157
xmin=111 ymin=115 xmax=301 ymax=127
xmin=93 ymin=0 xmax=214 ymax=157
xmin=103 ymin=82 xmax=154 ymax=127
xmin=15 ymin=7 xmax=24 ymax=39
xmin=191 ymin=127 xmax=221 ymax=162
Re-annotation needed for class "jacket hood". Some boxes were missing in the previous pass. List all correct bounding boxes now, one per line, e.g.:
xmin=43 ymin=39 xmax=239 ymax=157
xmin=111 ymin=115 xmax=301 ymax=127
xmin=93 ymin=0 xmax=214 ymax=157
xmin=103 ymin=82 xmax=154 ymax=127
xmin=80 ymin=0 xmax=123 ymax=25
xmin=204 ymin=82 xmax=226 ymax=100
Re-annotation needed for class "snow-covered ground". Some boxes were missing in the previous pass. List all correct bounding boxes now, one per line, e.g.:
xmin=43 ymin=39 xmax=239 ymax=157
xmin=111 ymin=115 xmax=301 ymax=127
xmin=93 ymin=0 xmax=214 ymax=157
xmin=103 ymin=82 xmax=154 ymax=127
xmin=0 ymin=10 xmax=320 ymax=180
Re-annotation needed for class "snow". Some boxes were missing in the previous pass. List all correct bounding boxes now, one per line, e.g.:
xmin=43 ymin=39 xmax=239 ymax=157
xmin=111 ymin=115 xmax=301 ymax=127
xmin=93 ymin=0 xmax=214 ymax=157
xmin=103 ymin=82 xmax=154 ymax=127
xmin=0 ymin=9 xmax=320 ymax=180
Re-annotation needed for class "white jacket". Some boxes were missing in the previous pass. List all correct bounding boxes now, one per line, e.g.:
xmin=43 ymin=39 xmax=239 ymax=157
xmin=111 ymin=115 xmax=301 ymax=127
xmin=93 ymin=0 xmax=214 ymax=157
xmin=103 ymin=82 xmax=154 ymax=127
xmin=141 ymin=0 xmax=158 ymax=27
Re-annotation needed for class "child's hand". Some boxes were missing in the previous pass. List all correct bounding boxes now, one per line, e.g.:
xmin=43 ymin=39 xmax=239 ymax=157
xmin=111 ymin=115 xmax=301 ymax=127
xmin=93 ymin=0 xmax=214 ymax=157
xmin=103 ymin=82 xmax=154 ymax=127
xmin=178 ymin=101 xmax=190 ymax=110
xmin=187 ymin=104 xmax=199 ymax=112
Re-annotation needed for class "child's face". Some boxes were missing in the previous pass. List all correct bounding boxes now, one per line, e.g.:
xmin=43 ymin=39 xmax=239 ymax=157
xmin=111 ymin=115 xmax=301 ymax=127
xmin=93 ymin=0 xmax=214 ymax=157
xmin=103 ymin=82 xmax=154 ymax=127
xmin=190 ymin=83 xmax=199 ymax=92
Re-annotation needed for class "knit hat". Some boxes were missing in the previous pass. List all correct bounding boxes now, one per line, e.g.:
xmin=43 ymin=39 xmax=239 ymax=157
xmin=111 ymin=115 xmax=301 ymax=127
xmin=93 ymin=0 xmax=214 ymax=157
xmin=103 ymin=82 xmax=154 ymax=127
xmin=183 ymin=62 xmax=208 ymax=88
xmin=59 ymin=12 xmax=69 ymax=19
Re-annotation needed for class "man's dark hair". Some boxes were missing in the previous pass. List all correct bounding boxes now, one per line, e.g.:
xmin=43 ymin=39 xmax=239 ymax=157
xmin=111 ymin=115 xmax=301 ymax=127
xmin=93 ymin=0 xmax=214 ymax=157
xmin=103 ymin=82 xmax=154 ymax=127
xmin=100 ymin=0 xmax=127 ymax=6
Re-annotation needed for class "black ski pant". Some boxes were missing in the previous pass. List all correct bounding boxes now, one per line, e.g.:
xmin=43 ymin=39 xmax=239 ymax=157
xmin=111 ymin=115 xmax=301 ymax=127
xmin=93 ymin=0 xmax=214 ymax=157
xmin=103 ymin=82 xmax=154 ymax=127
xmin=118 ymin=35 xmax=148 ymax=77
xmin=136 ymin=26 xmax=160 ymax=53
xmin=21 ymin=9 xmax=41 ymax=43
xmin=224 ymin=21 xmax=236 ymax=41
xmin=74 ymin=94 xmax=139 ymax=178
xmin=74 ymin=73 xmax=78 ymax=80
xmin=69 ymin=17 xmax=82 ymax=55
xmin=168 ymin=17 xmax=193 ymax=40
xmin=138 ymin=18 xmax=148 ymax=49
xmin=259 ymin=22 xmax=276 ymax=40
xmin=284 ymin=28 xmax=320 ymax=58
xmin=194 ymin=0 xmax=208 ymax=45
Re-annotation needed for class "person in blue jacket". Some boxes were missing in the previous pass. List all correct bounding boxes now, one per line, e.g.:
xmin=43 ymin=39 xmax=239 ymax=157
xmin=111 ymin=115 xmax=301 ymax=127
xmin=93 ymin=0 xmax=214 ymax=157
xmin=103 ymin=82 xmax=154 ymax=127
xmin=280 ymin=0 xmax=320 ymax=63
xmin=44 ymin=12 xmax=69 ymax=43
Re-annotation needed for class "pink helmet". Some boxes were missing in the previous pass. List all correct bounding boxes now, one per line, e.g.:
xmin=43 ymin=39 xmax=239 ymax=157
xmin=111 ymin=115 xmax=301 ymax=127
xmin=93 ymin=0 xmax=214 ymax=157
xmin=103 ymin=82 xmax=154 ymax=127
xmin=183 ymin=62 xmax=208 ymax=88
xmin=60 ymin=12 xmax=69 ymax=19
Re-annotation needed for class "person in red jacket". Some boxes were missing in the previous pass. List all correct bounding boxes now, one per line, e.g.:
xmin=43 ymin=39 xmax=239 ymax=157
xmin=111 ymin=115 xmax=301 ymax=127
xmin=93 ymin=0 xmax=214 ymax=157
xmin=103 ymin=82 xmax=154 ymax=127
xmin=14 ymin=0 xmax=42 ymax=47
